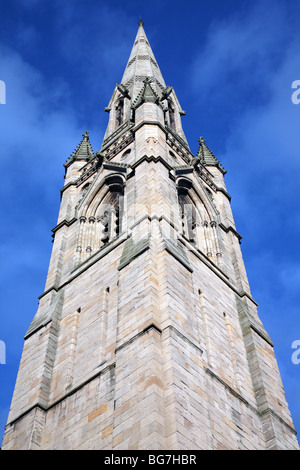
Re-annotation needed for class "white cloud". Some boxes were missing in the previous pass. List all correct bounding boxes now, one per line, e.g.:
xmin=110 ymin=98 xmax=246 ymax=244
xmin=0 ymin=45 xmax=96 ymax=301
xmin=188 ymin=2 xmax=300 ymax=229
xmin=192 ymin=2 xmax=291 ymax=89
xmin=0 ymin=46 xmax=94 ymax=195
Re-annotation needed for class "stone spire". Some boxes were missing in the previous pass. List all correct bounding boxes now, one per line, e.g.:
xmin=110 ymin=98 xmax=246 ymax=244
xmin=64 ymin=131 xmax=94 ymax=167
xmin=120 ymin=19 xmax=166 ymax=102
xmin=102 ymin=20 xmax=188 ymax=146
xmin=197 ymin=136 xmax=225 ymax=172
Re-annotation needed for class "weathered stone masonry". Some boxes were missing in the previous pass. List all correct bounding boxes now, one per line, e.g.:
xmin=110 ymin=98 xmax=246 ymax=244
xmin=2 ymin=21 xmax=298 ymax=450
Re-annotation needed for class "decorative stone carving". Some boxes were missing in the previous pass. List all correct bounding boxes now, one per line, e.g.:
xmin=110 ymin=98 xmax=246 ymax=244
xmin=146 ymin=136 xmax=158 ymax=155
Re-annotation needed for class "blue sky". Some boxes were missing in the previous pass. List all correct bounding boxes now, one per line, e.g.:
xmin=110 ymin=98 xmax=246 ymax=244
xmin=0 ymin=0 xmax=300 ymax=447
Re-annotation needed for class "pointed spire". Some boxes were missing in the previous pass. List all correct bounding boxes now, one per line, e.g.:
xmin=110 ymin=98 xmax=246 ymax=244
xmin=102 ymin=22 xmax=189 ymax=147
xmin=64 ymin=131 xmax=95 ymax=167
xmin=120 ymin=20 xmax=166 ymax=102
xmin=71 ymin=131 xmax=94 ymax=159
xmin=197 ymin=137 xmax=225 ymax=172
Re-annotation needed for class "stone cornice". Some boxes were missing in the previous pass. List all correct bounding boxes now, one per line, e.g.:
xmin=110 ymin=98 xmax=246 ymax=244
xmin=203 ymin=367 xmax=296 ymax=435
xmin=165 ymin=124 xmax=191 ymax=154
xmin=132 ymin=154 xmax=173 ymax=172
xmin=133 ymin=119 xmax=167 ymax=137
xmin=215 ymin=186 xmax=231 ymax=201
xmin=178 ymin=234 xmax=258 ymax=307
xmin=102 ymin=128 xmax=135 ymax=160
xmin=60 ymin=180 xmax=77 ymax=197
xmin=38 ymin=233 xmax=128 ymax=301
xmin=48 ymin=212 xmax=251 ymax=306
xmin=101 ymin=119 xmax=134 ymax=151
xmin=175 ymin=165 xmax=217 ymax=193
xmin=219 ymin=223 xmax=242 ymax=242
xmin=51 ymin=217 xmax=77 ymax=237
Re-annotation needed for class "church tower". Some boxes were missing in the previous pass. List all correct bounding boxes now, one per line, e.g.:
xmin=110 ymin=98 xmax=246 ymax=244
xmin=2 ymin=21 xmax=298 ymax=450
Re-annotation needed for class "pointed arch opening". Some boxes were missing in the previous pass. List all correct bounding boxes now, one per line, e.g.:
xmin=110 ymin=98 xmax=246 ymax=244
xmin=178 ymin=187 xmax=196 ymax=243
xmin=176 ymin=177 xmax=223 ymax=264
xmin=75 ymin=174 xmax=125 ymax=266
xmin=168 ymin=98 xmax=176 ymax=132
xmin=115 ymin=97 xmax=124 ymax=128
xmin=98 ymin=185 xmax=124 ymax=245
xmin=94 ymin=174 xmax=125 ymax=247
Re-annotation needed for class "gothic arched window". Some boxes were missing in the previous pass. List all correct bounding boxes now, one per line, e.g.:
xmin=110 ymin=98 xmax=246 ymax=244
xmin=177 ymin=179 xmax=197 ymax=243
xmin=176 ymin=178 xmax=223 ymax=267
xmin=99 ymin=190 xmax=123 ymax=245
xmin=97 ymin=174 xmax=124 ymax=246
xmin=116 ymin=98 xmax=124 ymax=128
xmin=178 ymin=191 xmax=196 ymax=243
xmin=168 ymin=99 xmax=176 ymax=131
xmin=75 ymin=175 xmax=125 ymax=267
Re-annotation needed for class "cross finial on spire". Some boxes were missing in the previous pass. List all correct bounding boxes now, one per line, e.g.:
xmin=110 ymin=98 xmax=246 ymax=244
xmin=138 ymin=18 xmax=144 ymax=26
